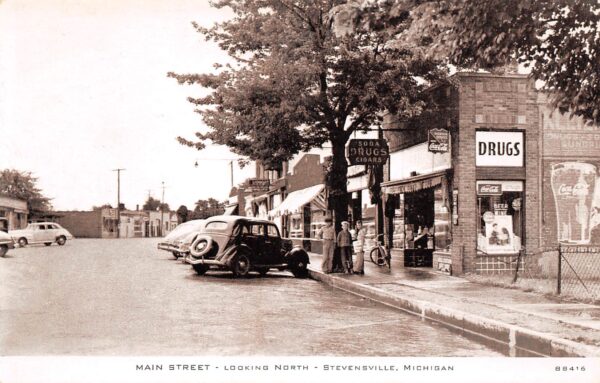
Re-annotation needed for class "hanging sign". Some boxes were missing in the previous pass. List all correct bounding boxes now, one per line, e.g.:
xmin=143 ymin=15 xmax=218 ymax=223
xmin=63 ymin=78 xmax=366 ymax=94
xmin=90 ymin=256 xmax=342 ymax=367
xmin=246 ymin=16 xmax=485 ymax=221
xmin=248 ymin=178 xmax=270 ymax=192
xmin=428 ymin=128 xmax=450 ymax=153
xmin=347 ymin=139 xmax=389 ymax=165
xmin=452 ymin=189 xmax=459 ymax=225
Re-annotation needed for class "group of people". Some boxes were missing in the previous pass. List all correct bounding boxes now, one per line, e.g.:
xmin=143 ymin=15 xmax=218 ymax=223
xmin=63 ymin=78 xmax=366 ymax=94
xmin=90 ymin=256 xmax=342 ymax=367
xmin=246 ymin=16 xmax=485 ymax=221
xmin=317 ymin=218 xmax=366 ymax=275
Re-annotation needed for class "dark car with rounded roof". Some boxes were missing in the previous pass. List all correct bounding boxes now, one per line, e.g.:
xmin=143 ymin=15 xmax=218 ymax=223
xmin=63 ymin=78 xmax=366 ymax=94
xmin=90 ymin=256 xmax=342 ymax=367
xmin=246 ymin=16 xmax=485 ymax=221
xmin=184 ymin=215 xmax=310 ymax=277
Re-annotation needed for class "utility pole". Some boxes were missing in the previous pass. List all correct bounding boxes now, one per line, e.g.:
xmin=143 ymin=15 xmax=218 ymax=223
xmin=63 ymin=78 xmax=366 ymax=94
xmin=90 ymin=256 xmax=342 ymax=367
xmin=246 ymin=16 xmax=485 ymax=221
xmin=229 ymin=161 xmax=234 ymax=189
xmin=160 ymin=181 xmax=166 ymax=237
xmin=112 ymin=168 xmax=125 ymax=238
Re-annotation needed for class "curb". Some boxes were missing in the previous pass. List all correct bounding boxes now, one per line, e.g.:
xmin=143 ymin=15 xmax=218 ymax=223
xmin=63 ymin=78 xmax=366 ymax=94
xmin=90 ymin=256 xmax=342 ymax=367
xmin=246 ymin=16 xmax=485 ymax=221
xmin=308 ymin=268 xmax=600 ymax=357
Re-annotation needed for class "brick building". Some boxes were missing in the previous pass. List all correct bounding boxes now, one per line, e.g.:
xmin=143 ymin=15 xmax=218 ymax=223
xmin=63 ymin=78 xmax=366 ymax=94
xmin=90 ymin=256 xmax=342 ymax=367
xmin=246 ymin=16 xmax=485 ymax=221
xmin=382 ymin=72 xmax=541 ymax=274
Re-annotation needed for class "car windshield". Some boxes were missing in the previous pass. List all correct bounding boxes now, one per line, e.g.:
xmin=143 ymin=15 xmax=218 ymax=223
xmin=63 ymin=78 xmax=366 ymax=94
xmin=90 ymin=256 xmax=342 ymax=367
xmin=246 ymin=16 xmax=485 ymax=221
xmin=170 ymin=220 xmax=204 ymax=235
xmin=204 ymin=221 xmax=229 ymax=232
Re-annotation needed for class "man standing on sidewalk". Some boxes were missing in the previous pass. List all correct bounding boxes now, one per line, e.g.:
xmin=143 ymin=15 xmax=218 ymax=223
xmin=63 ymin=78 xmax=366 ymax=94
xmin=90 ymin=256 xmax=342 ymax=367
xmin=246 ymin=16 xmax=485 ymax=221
xmin=317 ymin=217 xmax=335 ymax=273
xmin=337 ymin=221 xmax=353 ymax=273
xmin=353 ymin=220 xmax=366 ymax=275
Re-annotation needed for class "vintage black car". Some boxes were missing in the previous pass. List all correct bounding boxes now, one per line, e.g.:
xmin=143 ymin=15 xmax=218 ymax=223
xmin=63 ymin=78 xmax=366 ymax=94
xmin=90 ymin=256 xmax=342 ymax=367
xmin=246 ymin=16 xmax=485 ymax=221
xmin=184 ymin=215 xmax=310 ymax=277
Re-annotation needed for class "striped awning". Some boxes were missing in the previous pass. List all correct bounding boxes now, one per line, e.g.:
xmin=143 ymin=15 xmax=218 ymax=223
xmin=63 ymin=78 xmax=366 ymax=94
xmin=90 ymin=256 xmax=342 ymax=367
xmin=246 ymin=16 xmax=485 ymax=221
xmin=381 ymin=170 xmax=448 ymax=195
xmin=268 ymin=184 xmax=326 ymax=218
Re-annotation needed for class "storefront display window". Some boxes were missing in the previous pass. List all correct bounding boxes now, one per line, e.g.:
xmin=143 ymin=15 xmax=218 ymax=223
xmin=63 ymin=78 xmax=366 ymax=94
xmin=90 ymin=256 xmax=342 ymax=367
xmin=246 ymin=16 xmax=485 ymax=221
xmin=434 ymin=186 xmax=452 ymax=251
xmin=476 ymin=181 xmax=524 ymax=254
xmin=290 ymin=213 xmax=303 ymax=238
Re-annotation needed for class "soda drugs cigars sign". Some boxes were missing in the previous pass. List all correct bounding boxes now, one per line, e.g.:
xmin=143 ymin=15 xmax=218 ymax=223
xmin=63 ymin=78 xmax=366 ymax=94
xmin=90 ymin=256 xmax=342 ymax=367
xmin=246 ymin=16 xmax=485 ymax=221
xmin=347 ymin=139 xmax=389 ymax=165
xmin=476 ymin=131 xmax=524 ymax=167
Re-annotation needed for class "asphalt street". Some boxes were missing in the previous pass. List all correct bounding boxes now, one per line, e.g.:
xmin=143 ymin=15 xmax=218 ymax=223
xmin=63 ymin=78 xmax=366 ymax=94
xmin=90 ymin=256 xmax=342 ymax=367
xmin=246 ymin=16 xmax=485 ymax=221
xmin=0 ymin=238 xmax=504 ymax=356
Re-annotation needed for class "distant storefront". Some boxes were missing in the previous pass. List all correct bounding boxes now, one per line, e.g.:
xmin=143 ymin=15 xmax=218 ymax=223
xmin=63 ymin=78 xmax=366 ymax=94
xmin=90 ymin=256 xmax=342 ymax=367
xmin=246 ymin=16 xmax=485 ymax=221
xmin=0 ymin=195 xmax=28 ymax=231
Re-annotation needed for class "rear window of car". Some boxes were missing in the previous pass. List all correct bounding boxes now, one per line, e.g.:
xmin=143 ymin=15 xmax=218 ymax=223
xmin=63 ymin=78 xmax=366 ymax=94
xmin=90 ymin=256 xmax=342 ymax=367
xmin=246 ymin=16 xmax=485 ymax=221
xmin=205 ymin=221 xmax=229 ymax=232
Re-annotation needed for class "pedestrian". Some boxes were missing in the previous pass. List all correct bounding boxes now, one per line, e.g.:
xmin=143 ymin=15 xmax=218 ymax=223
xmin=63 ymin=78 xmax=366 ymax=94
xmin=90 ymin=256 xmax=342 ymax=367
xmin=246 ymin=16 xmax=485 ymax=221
xmin=317 ymin=217 xmax=335 ymax=273
xmin=353 ymin=220 xmax=366 ymax=275
xmin=337 ymin=221 xmax=353 ymax=273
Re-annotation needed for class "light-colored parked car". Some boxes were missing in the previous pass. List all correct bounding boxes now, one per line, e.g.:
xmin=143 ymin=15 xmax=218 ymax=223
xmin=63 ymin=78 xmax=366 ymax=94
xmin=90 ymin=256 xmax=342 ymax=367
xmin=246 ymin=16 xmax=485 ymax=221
xmin=157 ymin=219 xmax=206 ymax=259
xmin=9 ymin=222 xmax=74 ymax=247
xmin=0 ymin=231 xmax=15 ymax=256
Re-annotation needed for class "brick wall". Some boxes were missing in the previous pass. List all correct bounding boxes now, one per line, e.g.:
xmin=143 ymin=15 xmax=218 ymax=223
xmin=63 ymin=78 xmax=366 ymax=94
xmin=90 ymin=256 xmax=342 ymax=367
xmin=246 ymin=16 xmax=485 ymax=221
xmin=56 ymin=210 xmax=103 ymax=238
xmin=286 ymin=154 xmax=326 ymax=193
xmin=453 ymin=73 xmax=540 ymax=274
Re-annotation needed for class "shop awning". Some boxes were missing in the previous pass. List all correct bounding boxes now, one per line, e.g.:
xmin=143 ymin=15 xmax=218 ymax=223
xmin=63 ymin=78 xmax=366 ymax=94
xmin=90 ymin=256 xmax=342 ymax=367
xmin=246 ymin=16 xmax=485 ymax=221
xmin=268 ymin=184 xmax=325 ymax=218
xmin=382 ymin=169 xmax=448 ymax=195
xmin=223 ymin=204 xmax=238 ymax=216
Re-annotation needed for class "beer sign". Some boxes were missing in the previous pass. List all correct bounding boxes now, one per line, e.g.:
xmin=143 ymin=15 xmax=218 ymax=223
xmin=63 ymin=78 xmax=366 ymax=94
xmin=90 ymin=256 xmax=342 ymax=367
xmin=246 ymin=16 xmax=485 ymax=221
xmin=428 ymin=128 xmax=450 ymax=153
xmin=476 ymin=131 xmax=524 ymax=167
xmin=347 ymin=139 xmax=389 ymax=165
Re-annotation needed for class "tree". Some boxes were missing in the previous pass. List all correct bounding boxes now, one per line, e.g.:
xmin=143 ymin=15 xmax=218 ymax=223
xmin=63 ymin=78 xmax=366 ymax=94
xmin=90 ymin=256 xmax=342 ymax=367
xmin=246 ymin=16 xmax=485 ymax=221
xmin=0 ymin=169 xmax=52 ymax=213
xmin=92 ymin=204 xmax=113 ymax=210
xmin=191 ymin=198 xmax=225 ymax=219
xmin=176 ymin=205 xmax=189 ymax=223
xmin=365 ymin=0 xmax=600 ymax=124
xmin=142 ymin=196 xmax=169 ymax=212
xmin=169 ymin=0 xmax=447 ymax=227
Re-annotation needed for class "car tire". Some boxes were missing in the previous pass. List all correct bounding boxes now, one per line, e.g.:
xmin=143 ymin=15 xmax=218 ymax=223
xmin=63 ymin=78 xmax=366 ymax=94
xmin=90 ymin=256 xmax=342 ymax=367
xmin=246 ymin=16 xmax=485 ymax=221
xmin=190 ymin=236 xmax=213 ymax=258
xmin=192 ymin=264 xmax=209 ymax=275
xmin=56 ymin=236 xmax=66 ymax=246
xmin=172 ymin=251 xmax=180 ymax=259
xmin=291 ymin=260 xmax=309 ymax=278
xmin=232 ymin=252 xmax=251 ymax=277
xmin=44 ymin=243 xmax=52 ymax=246
xmin=0 ymin=245 xmax=7 ymax=257
xmin=18 ymin=238 xmax=28 ymax=247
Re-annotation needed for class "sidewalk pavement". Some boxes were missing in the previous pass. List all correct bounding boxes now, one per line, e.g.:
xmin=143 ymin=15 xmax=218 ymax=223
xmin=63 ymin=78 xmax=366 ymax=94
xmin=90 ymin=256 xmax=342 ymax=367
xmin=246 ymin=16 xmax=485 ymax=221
xmin=306 ymin=251 xmax=600 ymax=357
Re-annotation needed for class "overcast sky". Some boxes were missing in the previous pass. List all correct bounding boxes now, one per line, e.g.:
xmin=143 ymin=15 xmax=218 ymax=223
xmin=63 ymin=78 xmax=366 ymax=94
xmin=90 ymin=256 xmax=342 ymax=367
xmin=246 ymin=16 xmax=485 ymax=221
xmin=0 ymin=0 xmax=260 ymax=211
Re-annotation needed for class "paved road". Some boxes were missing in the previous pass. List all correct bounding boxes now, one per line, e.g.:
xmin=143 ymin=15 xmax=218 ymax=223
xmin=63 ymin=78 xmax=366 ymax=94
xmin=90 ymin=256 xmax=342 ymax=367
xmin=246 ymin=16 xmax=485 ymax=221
xmin=0 ymin=238 xmax=504 ymax=356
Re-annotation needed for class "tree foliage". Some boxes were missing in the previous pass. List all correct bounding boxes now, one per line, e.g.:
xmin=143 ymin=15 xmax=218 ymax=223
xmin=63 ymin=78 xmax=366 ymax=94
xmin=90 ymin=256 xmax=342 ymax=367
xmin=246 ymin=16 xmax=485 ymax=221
xmin=0 ymin=169 xmax=52 ymax=212
xmin=190 ymin=198 xmax=225 ymax=219
xmin=169 ymin=0 xmax=447 ymax=224
xmin=368 ymin=0 xmax=600 ymax=124
xmin=142 ymin=196 xmax=169 ymax=212
xmin=176 ymin=205 xmax=189 ymax=223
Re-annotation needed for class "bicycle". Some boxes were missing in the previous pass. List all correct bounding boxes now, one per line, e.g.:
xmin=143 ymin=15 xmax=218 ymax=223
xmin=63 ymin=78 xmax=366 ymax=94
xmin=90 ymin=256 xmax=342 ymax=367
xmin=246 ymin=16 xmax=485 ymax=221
xmin=369 ymin=234 xmax=391 ymax=269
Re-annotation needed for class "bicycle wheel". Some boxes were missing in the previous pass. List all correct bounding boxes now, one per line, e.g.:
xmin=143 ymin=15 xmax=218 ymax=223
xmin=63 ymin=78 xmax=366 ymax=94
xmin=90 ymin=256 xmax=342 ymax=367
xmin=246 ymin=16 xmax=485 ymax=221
xmin=370 ymin=246 xmax=387 ymax=266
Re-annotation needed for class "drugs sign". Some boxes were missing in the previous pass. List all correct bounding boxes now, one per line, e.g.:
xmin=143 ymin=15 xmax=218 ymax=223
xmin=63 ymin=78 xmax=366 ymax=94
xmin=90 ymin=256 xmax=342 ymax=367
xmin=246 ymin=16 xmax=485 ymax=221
xmin=347 ymin=139 xmax=389 ymax=165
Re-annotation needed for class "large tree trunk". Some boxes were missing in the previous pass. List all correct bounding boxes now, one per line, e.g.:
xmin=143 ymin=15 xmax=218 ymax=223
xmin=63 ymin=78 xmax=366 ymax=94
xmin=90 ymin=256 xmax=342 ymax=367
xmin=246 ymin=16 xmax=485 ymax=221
xmin=327 ymin=135 xmax=349 ymax=232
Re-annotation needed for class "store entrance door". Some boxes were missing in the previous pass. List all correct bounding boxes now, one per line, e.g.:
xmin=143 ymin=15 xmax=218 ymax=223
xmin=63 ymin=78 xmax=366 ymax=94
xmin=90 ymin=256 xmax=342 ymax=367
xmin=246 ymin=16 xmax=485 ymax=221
xmin=403 ymin=188 xmax=435 ymax=267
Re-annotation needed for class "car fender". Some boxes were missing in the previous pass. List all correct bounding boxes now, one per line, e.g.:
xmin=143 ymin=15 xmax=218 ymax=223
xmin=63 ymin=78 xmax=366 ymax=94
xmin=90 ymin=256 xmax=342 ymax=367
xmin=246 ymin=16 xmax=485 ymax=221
xmin=284 ymin=246 xmax=310 ymax=265
xmin=221 ymin=244 xmax=252 ymax=267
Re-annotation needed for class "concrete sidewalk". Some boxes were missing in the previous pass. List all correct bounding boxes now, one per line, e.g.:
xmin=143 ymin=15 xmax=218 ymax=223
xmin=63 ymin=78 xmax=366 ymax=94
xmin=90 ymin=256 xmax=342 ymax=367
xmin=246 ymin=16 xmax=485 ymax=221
xmin=306 ymin=251 xmax=600 ymax=357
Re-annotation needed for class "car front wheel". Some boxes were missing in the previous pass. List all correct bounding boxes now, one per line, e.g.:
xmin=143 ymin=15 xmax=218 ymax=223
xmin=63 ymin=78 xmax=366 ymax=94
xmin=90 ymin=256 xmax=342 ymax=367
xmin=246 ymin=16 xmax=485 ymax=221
xmin=18 ymin=238 xmax=28 ymax=247
xmin=232 ymin=252 xmax=251 ymax=277
xmin=291 ymin=260 xmax=308 ymax=278
xmin=0 ymin=245 xmax=7 ymax=257
xmin=192 ymin=264 xmax=209 ymax=275
xmin=56 ymin=236 xmax=66 ymax=246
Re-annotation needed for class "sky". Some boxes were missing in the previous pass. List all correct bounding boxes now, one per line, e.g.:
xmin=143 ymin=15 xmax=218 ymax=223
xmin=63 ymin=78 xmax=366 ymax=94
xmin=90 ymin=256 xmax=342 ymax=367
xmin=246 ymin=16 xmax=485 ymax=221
xmin=0 ymin=0 xmax=260 ymax=211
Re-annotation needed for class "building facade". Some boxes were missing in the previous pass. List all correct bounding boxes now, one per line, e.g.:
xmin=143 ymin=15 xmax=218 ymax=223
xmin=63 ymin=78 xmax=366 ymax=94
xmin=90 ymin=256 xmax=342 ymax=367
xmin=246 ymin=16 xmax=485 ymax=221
xmin=0 ymin=195 xmax=28 ymax=231
xmin=382 ymin=72 xmax=541 ymax=275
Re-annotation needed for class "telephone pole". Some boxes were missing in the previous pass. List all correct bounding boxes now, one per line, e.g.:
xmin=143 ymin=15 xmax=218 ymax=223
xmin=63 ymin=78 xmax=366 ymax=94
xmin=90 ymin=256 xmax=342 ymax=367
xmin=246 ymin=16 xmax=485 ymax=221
xmin=160 ymin=181 xmax=166 ymax=237
xmin=112 ymin=168 xmax=126 ymax=238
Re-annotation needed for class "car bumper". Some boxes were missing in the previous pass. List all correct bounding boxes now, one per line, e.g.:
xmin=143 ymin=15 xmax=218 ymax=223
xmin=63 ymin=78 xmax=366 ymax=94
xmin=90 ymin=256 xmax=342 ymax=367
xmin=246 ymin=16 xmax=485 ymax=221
xmin=1 ymin=241 xmax=15 ymax=249
xmin=183 ymin=254 xmax=225 ymax=267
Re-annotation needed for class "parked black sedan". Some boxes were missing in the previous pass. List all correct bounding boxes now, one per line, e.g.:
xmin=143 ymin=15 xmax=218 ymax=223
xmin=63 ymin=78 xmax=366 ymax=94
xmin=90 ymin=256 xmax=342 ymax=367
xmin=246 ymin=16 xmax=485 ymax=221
xmin=184 ymin=215 xmax=310 ymax=278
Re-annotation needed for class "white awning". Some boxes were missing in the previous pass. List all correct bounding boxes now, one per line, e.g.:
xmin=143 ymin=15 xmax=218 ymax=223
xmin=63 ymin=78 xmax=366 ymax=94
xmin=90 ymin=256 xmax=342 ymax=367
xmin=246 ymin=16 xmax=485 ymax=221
xmin=223 ymin=204 xmax=238 ymax=215
xmin=268 ymin=184 xmax=325 ymax=218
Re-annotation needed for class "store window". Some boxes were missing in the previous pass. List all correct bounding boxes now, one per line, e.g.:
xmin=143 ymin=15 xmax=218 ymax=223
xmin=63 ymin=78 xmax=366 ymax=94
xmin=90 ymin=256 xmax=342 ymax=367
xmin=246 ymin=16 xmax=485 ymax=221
xmin=476 ymin=181 xmax=524 ymax=254
xmin=290 ymin=213 xmax=303 ymax=238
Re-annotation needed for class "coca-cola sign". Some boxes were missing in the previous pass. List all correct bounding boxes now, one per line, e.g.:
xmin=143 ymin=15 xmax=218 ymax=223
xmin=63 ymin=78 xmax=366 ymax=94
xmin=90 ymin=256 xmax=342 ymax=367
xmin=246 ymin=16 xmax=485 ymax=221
xmin=428 ymin=128 xmax=450 ymax=153
xmin=477 ymin=183 xmax=503 ymax=195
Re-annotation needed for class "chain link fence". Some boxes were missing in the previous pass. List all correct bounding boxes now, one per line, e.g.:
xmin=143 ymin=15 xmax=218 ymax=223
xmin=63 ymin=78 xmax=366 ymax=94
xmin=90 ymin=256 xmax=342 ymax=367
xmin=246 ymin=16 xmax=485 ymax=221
xmin=472 ymin=245 xmax=600 ymax=303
